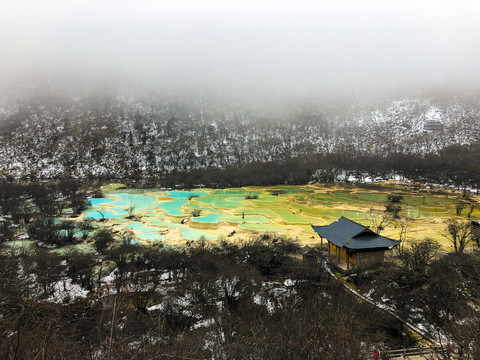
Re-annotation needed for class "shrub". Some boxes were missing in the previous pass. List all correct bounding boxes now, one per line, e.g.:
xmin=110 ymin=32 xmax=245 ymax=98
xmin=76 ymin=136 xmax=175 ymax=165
xmin=385 ymin=202 xmax=401 ymax=218
xmin=93 ymin=229 xmax=115 ymax=252
xmin=387 ymin=195 xmax=404 ymax=203
xmin=91 ymin=188 xmax=104 ymax=198
xmin=191 ymin=209 xmax=202 ymax=217
xmin=126 ymin=205 xmax=136 ymax=218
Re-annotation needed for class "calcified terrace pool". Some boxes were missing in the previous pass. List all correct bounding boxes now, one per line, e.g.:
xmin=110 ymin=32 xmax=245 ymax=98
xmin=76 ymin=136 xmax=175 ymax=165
xmin=82 ymin=184 xmax=464 ymax=246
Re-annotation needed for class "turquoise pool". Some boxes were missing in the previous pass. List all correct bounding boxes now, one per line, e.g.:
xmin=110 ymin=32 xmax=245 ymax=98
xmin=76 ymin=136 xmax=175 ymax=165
xmin=84 ymin=189 xmax=315 ymax=242
xmin=83 ymin=188 xmax=369 ymax=243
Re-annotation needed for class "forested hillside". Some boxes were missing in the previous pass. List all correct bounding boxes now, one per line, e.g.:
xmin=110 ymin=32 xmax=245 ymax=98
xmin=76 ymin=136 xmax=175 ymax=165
xmin=1 ymin=88 xmax=479 ymax=185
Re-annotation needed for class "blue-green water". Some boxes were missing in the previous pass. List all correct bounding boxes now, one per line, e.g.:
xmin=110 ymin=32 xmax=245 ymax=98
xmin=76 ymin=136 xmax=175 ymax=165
xmin=85 ymin=190 xmax=263 ymax=242
xmin=81 ymin=185 xmax=464 ymax=245
xmin=84 ymin=189 xmax=322 ymax=242
xmin=82 ymin=188 xmax=383 ymax=242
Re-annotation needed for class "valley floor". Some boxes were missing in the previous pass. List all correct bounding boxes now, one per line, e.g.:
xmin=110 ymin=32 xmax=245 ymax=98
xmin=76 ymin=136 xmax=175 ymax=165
xmin=82 ymin=181 xmax=480 ymax=250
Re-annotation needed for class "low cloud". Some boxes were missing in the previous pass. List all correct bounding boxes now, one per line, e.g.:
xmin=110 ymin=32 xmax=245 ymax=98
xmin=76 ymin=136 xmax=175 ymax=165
xmin=1 ymin=0 xmax=479 ymax=97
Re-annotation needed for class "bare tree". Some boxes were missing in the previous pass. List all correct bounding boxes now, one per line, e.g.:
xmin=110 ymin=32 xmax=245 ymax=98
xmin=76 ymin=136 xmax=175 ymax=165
xmin=120 ymin=230 xmax=135 ymax=245
xmin=126 ymin=205 xmax=136 ymax=219
xmin=369 ymin=208 xmax=392 ymax=234
xmin=93 ymin=228 xmax=115 ymax=252
xmin=97 ymin=210 xmax=106 ymax=222
xmin=385 ymin=202 xmax=401 ymax=218
xmin=444 ymin=219 xmax=472 ymax=253
xmin=60 ymin=220 xmax=77 ymax=243
xmin=467 ymin=201 xmax=477 ymax=218
xmin=455 ymin=201 xmax=467 ymax=215
xmin=0 ymin=218 xmax=14 ymax=244
xmin=79 ymin=218 xmax=94 ymax=240
xmin=397 ymin=238 xmax=439 ymax=272
xmin=397 ymin=217 xmax=409 ymax=244
xmin=71 ymin=191 xmax=91 ymax=214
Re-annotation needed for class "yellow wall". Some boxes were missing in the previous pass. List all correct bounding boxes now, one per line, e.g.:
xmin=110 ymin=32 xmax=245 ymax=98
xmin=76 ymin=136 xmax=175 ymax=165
xmin=329 ymin=242 xmax=356 ymax=266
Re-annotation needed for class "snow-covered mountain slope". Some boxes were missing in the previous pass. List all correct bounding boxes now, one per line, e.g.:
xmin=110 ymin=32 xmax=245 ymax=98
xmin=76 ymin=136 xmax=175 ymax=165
xmin=0 ymin=90 xmax=479 ymax=179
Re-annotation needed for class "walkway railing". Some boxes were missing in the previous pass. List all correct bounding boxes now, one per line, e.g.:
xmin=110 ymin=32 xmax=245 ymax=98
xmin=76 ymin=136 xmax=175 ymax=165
xmin=387 ymin=345 xmax=447 ymax=358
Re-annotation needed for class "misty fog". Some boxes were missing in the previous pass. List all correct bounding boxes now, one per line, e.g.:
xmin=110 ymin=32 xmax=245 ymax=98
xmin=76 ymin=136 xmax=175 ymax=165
xmin=1 ymin=0 xmax=479 ymax=99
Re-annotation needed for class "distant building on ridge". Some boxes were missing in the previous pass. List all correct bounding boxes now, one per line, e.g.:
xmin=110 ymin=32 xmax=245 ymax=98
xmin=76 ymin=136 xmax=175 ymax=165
xmin=424 ymin=120 xmax=443 ymax=131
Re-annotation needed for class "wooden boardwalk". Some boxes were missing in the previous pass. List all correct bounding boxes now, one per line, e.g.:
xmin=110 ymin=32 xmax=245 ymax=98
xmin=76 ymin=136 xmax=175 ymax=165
xmin=320 ymin=256 xmax=457 ymax=359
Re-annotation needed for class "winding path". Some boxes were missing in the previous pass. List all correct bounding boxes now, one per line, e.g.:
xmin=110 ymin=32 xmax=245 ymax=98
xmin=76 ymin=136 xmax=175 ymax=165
xmin=321 ymin=259 xmax=439 ymax=346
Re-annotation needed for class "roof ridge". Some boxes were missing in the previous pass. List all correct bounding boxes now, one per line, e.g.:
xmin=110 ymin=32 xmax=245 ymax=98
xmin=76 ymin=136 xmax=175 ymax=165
xmin=340 ymin=216 xmax=366 ymax=228
xmin=341 ymin=216 xmax=379 ymax=236
xmin=312 ymin=217 xmax=401 ymax=250
xmin=339 ymin=216 xmax=372 ymax=237
xmin=377 ymin=234 xmax=399 ymax=242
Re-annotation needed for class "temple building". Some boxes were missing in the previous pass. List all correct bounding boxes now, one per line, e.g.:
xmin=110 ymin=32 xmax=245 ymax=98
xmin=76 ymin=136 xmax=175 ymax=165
xmin=312 ymin=216 xmax=401 ymax=270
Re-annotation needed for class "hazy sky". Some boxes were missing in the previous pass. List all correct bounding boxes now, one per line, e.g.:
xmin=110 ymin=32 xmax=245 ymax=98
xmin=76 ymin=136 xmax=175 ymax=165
xmin=1 ymin=0 xmax=479 ymax=95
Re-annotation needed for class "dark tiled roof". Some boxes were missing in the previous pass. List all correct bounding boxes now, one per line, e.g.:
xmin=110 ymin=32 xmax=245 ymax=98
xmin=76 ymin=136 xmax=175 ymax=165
xmin=300 ymin=245 xmax=320 ymax=255
xmin=346 ymin=233 xmax=401 ymax=250
xmin=311 ymin=216 xmax=400 ymax=250
xmin=300 ymin=245 xmax=312 ymax=255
